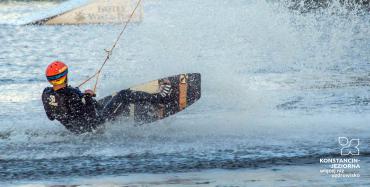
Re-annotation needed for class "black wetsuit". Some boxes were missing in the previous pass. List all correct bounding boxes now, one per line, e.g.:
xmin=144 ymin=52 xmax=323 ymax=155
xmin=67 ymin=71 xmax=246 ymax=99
xmin=42 ymin=86 xmax=102 ymax=133
xmin=42 ymin=86 xmax=165 ymax=134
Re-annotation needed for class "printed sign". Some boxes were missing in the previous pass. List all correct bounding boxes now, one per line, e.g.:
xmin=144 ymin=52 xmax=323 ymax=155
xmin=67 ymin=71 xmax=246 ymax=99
xmin=44 ymin=0 xmax=143 ymax=25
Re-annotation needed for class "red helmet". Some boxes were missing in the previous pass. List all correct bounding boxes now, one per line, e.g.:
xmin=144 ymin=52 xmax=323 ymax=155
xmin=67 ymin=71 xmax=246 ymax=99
xmin=46 ymin=61 xmax=68 ymax=85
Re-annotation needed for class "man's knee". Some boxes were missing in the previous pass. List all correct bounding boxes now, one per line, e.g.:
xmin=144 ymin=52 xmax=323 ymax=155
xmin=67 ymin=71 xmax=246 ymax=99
xmin=117 ymin=89 xmax=132 ymax=99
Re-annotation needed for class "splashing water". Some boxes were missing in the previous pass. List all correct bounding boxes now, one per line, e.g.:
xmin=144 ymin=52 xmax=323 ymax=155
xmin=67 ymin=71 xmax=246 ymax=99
xmin=0 ymin=0 xmax=369 ymax=184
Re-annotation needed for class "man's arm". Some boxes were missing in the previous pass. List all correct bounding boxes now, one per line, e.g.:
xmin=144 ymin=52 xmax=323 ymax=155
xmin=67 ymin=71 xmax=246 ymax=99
xmin=67 ymin=87 xmax=98 ymax=116
xmin=41 ymin=89 xmax=55 ymax=121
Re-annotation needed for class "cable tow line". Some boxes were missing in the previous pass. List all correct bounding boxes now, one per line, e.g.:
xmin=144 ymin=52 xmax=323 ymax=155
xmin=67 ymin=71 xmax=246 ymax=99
xmin=77 ymin=0 xmax=143 ymax=93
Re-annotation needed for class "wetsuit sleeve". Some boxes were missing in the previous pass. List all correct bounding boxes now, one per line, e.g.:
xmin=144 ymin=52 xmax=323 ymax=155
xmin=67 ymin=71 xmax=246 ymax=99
xmin=71 ymin=87 xmax=98 ymax=107
xmin=67 ymin=87 xmax=98 ymax=117
xmin=42 ymin=88 xmax=55 ymax=121
xmin=72 ymin=87 xmax=84 ymax=97
xmin=67 ymin=87 xmax=85 ymax=114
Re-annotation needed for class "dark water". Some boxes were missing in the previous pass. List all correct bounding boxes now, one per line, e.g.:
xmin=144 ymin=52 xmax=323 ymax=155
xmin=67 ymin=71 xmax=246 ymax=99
xmin=0 ymin=0 xmax=369 ymax=185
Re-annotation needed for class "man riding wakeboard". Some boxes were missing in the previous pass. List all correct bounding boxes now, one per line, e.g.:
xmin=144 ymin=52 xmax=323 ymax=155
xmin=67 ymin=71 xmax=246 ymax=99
xmin=42 ymin=61 xmax=172 ymax=134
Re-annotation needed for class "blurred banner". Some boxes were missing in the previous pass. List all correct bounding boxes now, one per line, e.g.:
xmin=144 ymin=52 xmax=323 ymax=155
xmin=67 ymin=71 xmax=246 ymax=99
xmin=31 ymin=0 xmax=143 ymax=25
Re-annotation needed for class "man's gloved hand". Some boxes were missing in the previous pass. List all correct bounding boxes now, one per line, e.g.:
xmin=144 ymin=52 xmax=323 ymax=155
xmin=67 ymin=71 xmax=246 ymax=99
xmin=84 ymin=89 xmax=96 ymax=97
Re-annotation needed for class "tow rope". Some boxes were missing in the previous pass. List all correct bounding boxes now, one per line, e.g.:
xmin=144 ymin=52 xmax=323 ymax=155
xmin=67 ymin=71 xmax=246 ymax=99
xmin=78 ymin=0 xmax=142 ymax=92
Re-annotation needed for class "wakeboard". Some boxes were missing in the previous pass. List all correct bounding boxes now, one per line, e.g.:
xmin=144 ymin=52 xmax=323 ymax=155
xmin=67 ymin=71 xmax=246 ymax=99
xmin=97 ymin=73 xmax=201 ymax=124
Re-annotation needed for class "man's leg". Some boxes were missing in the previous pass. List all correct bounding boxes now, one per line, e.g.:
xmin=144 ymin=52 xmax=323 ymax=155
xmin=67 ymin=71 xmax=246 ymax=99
xmin=99 ymin=89 xmax=162 ymax=121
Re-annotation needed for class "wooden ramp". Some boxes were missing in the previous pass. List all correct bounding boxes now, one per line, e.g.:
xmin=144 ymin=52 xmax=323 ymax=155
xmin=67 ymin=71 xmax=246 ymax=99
xmin=29 ymin=0 xmax=143 ymax=25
